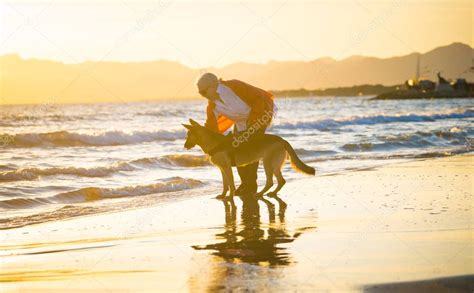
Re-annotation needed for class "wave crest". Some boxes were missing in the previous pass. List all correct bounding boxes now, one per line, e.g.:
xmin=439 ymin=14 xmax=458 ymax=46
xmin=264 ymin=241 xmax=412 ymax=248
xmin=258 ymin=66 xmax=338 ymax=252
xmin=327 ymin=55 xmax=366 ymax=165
xmin=275 ymin=109 xmax=474 ymax=130
xmin=0 ymin=177 xmax=204 ymax=209
xmin=0 ymin=162 xmax=135 ymax=182
xmin=0 ymin=154 xmax=210 ymax=182
xmin=342 ymin=128 xmax=471 ymax=152
xmin=157 ymin=154 xmax=210 ymax=167
xmin=4 ymin=130 xmax=184 ymax=148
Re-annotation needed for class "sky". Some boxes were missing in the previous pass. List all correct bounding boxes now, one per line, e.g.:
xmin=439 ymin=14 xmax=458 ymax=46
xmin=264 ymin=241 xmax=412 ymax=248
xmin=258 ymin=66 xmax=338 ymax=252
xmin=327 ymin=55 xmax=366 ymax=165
xmin=0 ymin=0 xmax=472 ymax=68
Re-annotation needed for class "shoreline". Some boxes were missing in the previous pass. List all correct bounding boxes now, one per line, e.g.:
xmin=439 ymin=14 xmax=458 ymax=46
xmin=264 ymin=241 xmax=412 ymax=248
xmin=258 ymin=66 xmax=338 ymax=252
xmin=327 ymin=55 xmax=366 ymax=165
xmin=2 ymin=149 xmax=470 ymax=231
xmin=1 ymin=154 xmax=473 ymax=292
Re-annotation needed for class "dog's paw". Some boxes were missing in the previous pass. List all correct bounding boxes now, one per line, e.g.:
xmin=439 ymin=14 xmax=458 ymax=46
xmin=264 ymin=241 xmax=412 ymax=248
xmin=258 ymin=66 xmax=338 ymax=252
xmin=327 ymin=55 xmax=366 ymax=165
xmin=266 ymin=191 xmax=278 ymax=197
xmin=215 ymin=194 xmax=226 ymax=200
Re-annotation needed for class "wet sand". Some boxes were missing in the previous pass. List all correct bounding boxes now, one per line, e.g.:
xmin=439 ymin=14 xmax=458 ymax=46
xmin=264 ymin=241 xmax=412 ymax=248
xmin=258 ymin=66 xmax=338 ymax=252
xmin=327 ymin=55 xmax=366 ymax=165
xmin=1 ymin=155 xmax=473 ymax=292
xmin=363 ymin=274 xmax=474 ymax=292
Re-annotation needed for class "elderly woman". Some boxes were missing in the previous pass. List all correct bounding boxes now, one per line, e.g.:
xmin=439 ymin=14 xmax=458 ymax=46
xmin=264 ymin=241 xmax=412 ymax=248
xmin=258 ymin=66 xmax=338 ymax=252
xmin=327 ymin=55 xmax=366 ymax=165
xmin=196 ymin=73 xmax=275 ymax=195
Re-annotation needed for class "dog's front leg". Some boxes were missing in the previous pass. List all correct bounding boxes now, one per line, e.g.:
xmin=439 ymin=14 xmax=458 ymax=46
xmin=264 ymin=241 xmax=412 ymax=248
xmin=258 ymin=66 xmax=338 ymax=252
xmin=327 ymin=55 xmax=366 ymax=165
xmin=215 ymin=169 xmax=228 ymax=199
xmin=222 ymin=166 xmax=235 ymax=198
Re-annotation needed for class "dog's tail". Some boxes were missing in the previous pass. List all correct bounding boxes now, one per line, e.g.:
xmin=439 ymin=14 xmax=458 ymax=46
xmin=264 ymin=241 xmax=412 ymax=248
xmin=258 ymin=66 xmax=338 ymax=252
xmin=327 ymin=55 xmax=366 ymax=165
xmin=283 ymin=139 xmax=316 ymax=175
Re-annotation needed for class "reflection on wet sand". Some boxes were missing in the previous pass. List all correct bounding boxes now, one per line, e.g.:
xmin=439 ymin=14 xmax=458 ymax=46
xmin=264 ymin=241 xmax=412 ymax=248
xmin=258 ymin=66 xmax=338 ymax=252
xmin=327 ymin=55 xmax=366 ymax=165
xmin=193 ymin=197 xmax=310 ymax=266
xmin=190 ymin=195 xmax=316 ymax=291
xmin=193 ymin=195 xmax=306 ymax=265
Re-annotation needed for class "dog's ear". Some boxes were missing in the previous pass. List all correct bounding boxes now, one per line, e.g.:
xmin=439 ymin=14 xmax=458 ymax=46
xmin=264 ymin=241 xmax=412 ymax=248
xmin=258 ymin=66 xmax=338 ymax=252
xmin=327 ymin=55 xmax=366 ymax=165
xmin=182 ymin=123 xmax=193 ymax=130
xmin=189 ymin=119 xmax=200 ymax=126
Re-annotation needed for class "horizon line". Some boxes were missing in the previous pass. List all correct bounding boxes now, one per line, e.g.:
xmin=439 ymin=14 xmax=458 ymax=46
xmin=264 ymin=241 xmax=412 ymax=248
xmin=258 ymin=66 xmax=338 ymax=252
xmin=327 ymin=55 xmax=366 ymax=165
xmin=1 ymin=42 xmax=469 ymax=69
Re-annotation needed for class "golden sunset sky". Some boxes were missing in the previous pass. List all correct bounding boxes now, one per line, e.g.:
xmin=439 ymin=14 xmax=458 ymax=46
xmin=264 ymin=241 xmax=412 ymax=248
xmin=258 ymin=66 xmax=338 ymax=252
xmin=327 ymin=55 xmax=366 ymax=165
xmin=1 ymin=0 xmax=471 ymax=68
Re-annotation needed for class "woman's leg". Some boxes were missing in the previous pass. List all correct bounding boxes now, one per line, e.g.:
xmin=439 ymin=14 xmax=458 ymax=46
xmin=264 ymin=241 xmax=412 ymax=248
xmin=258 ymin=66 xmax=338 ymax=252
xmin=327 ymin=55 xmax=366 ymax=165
xmin=235 ymin=127 xmax=266 ymax=195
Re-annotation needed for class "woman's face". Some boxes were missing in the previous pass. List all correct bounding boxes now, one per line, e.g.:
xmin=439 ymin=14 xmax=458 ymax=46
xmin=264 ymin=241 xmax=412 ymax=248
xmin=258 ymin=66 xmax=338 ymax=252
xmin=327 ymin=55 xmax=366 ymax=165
xmin=199 ymin=83 xmax=219 ymax=101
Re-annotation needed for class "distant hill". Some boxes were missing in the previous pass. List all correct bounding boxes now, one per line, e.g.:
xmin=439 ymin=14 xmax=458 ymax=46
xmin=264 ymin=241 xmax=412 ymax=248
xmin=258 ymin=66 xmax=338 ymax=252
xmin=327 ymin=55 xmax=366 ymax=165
xmin=1 ymin=42 xmax=472 ymax=104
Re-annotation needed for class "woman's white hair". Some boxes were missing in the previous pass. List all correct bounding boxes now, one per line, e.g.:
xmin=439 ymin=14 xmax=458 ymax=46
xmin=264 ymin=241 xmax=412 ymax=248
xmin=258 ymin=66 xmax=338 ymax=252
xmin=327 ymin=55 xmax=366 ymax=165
xmin=196 ymin=72 xmax=218 ymax=90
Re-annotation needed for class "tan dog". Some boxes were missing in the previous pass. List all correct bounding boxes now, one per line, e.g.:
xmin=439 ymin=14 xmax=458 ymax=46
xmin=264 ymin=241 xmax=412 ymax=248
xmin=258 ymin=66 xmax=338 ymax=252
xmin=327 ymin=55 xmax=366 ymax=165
xmin=183 ymin=119 xmax=315 ymax=199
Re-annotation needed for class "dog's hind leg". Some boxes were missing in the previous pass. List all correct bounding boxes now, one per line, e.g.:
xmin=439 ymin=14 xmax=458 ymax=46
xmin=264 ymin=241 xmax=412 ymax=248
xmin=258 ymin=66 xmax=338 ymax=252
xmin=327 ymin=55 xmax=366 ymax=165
xmin=267 ymin=150 xmax=287 ymax=197
xmin=267 ymin=170 xmax=285 ymax=197
xmin=256 ymin=158 xmax=274 ymax=197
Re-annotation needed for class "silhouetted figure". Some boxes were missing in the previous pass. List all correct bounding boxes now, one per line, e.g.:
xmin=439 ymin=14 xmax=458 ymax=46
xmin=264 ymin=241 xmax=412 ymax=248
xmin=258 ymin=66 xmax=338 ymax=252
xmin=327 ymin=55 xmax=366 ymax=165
xmin=196 ymin=73 xmax=275 ymax=195
xmin=437 ymin=72 xmax=449 ymax=84
xmin=436 ymin=72 xmax=454 ymax=92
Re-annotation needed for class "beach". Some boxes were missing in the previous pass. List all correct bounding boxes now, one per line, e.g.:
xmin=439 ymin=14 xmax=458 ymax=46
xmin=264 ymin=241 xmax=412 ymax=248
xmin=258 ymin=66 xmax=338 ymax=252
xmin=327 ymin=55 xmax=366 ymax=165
xmin=1 ymin=1 xmax=472 ymax=291
xmin=1 ymin=154 xmax=472 ymax=292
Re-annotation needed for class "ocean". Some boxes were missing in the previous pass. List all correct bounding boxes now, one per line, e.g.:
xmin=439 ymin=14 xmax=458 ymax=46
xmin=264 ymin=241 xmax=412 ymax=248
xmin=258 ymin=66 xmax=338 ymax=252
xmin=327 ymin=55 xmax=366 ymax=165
xmin=1 ymin=96 xmax=472 ymax=229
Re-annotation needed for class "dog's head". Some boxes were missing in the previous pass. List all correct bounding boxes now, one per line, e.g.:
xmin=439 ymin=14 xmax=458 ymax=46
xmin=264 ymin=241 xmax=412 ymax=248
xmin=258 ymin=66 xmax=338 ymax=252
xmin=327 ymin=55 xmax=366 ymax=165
xmin=182 ymin=119 xmax=202 ymax=149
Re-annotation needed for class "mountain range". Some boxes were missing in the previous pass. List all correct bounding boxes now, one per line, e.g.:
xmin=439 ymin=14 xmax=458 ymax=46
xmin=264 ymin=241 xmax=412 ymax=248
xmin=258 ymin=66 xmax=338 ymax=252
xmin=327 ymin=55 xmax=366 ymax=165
xmin=1 ymin=42 xmax=472 ymax=104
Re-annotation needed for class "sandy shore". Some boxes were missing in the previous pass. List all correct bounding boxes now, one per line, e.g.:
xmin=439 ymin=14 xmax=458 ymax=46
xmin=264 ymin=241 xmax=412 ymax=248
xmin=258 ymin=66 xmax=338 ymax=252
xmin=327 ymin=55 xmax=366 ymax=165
xmin=1 ymin=155 xmax=473 ymax=292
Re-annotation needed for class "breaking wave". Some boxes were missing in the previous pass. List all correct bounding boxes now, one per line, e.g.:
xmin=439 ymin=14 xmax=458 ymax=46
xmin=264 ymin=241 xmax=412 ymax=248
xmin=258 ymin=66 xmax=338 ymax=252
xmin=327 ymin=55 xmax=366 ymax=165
xmin=0 ymin=177 xmax=205 ymax=209
xmin=294 ymin=148 xmax=338 ymax=157
xmin=342 ymin=128 xmax=471 ymax=152
xmin=305 ymin=148 xmax=470 ymax=164
xmin=0 ymin=154 xmax=210 ymax=182
xmin=275 ymin=109 xmax=474 ymax=130
xmin=3 ymin=129 xmax=184 ymax=148
xmin=0 ymin=162 xmax=135 ymax=182
xmin=157 ymin=154 xmax=210 ymax=167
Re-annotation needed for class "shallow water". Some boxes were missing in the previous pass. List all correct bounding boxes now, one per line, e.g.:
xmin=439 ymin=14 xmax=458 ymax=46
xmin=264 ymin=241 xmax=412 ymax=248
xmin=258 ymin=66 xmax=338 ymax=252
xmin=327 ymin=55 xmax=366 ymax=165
xmin=0 ymin=96 xmax=472 ymax=227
